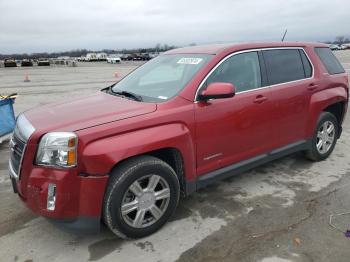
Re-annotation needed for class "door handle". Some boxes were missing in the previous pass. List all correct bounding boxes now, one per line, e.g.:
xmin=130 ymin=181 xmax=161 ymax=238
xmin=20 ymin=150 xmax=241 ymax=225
xmin=253 ymin=95 xmax=268 ymax=104
xmin=307 ymin=83 xmax=318 ymax=91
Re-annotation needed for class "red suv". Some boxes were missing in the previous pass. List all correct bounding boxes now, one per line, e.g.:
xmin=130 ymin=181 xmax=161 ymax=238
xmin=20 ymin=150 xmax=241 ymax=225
xmin=8 ymin=42 xmax=348 ymax=238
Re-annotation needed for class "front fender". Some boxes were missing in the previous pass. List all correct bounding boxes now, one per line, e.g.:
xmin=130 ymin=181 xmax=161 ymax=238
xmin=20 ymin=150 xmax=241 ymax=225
xmin=81 ymin=123 xmax=196 ymax=181
xmin=306 ymin=87 xmax=347 ymax=137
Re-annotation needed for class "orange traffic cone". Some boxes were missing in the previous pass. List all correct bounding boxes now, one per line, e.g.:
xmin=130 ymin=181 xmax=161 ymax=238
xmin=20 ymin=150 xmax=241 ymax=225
xmin=114 ymin=71 xmax=119 ymax=78
xmin=24 ymin=72 xmax=30 ymax=82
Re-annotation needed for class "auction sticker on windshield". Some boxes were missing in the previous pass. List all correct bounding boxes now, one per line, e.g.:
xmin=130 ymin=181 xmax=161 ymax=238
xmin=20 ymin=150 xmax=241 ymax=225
xmin=177 ymin=58 xmax=203 ymax=65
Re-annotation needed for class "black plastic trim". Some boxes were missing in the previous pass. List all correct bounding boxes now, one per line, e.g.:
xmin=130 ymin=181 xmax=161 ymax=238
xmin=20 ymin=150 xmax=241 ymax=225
xmin=185 ymin=179 xmax=197 ymax=195
xmin=10 ymin=176 xmax=18 ymax=193
xmin=258 ymin=50 xmax=269 ymax=87
xmin=190 ymin=140 xmax=310 ymax=192
xmin=338 ymin=126 xmax=343 ymax=139
xmin=47 ymin=216 xmax=100 ymax=234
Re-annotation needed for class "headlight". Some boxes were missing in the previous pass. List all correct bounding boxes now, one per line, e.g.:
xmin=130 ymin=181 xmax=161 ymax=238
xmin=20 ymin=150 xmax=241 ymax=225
xmin=36 ymin=132 xmax=78 ymax=168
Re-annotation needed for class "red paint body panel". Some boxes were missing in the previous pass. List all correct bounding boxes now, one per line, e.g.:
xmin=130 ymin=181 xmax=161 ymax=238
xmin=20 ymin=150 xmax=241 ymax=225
xmin=13 ymin=42 xmax=348 ymax=227
xmin=76 ymin=96 xmax=197 ymax=181
xmin=195 ymin=87 xmax=275 ymax=175
xmin=25 ymin=92 xmax=156 ymax=134
xmin=18 ymin=165 xmax=108 ymax=218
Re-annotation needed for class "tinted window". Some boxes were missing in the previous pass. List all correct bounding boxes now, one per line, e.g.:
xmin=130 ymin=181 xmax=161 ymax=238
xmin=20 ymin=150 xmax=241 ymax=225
xmin=206 ymin=52 xmax=261 ymax=92
xmin=263 ymin=49 xmax=305 ymax=85
xmin=314 ymin=47 xmax=345 ymax=75
xmin=299 ymin=50 xmax=312 ymax=78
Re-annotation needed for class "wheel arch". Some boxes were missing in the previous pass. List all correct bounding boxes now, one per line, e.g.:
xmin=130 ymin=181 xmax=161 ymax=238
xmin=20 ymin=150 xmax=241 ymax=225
xmin=306 ymin=87 xmax=347 ymax=137
xmin=81 ymin=123 xmax=197 ymax=194
xmin=323 ymin=101 xmax=346 ymax=127
xmin=108 ymin=147 xmax=188 ymax=196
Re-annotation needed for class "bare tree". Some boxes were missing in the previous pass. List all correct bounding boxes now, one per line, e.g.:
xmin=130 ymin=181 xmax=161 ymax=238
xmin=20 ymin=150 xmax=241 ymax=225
xmin=335 ymin=36 xmax=345 ymax=44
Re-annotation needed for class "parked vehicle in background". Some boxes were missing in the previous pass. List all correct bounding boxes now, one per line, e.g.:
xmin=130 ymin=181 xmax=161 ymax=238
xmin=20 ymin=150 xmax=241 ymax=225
xmin=120 ymin=54 xmax=127 ymax=61
xmin=9 ymin=42 xmax=348 ymax=239
xmin=96 ymin=53 xmax=108 ymax=61
xmin=4 ymin=58 xmax=17 ymax=67
xmin=149 ymin=53 xmax=159 ymax=59
xmin=121 ymin=54 xmax=135 ymax=61
xmin=107 ymin=54 xmax=122 ymax=64
xmin=140 ymin=53 xmax=151 ymax=61
xmin=37 ymin=59 xmax=50 ymax=66
xmin=126 ymin=54 xmax=134 ymax=61
xmin=78 ymin=56 xmax=87 ymax=62
xmin=83 ymin=52 xmax=108 ymax=62
xmin=327 ymin=44 xmax=349 ymax=51
xmin=132 ymin=54 xmax=143 ymax=61
xmin=86 ymin=53 xmax=97 ymax=61
xmin=21 ymin=59 xmax=33 ymax=67
xmin=57 ymin=56 xmax=71 ymax=61
xmin=340 ymin=44 xmax=348 ymax=50
xmin=121 ymin=53 xmax=147 ymax=61
xmin=329 ymin=44 xmax=341 ymax=51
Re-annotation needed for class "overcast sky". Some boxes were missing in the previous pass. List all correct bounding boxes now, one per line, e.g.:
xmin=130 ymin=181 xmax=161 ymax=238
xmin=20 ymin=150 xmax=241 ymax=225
xmin=0 ymin=0 xmax=349 ymax=54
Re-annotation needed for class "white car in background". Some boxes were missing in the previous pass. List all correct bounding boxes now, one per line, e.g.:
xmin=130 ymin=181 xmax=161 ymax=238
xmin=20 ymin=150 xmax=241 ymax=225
xmin=329 ymin=44 xmax=341 ymax=51
xmin=340 ymin=44 xmax=348 ymax=50
xmin=107 ymin=54 xmax=122 ymax=64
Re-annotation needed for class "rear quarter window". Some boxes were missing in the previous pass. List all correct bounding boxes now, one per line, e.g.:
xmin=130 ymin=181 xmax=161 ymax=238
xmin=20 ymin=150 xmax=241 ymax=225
xmin=314 ymin=47 xmax=345 ymax=75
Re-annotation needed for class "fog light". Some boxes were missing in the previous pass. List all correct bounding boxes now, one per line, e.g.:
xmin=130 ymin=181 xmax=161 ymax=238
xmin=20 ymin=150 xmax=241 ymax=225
xmin=47 ymin=183 xmax=56 ymax=211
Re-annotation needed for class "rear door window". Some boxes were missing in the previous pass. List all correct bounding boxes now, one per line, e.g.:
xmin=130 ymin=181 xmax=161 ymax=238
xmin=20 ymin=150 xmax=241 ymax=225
xmin=314 ymin=47 xmax=345 ymax=75
xmin=263 ymin=49 xmax=305 ymax=85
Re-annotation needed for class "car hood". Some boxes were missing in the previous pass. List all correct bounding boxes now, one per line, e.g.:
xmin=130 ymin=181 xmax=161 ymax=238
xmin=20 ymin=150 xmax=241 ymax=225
xmin=24 ymin=92 xmax=157 ymax=132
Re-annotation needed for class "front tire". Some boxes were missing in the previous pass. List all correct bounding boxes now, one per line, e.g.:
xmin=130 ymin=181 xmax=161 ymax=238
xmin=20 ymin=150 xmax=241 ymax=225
xmin=103 ymin=155 xmax=180 ymax=239
xmin=305 ymin=112 xmax=338 ymax=161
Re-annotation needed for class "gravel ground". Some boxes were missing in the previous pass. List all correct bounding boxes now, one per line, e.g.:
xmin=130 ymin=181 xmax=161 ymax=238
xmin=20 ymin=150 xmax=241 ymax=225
xmin=0 ymin=51 xmax=350 ymax=262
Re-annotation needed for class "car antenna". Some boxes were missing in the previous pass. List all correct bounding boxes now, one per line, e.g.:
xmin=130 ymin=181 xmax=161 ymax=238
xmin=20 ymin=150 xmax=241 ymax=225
xmin=281 ymin=29 xmax=288 ymax=42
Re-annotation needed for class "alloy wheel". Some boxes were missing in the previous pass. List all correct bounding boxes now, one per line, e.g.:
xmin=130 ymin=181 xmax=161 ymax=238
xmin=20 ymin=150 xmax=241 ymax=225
xmin=121 ymin=174 xmax=171 ymax=228
xmin=316 ymin=120 xmax=335 ymax=154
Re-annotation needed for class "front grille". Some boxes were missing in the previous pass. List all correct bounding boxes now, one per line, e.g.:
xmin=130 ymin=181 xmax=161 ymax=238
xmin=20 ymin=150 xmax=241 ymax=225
xmin=8 ymin=114 xmax=35 ymax=180
xmin=10 ymin=134 xmax=26 ymax=177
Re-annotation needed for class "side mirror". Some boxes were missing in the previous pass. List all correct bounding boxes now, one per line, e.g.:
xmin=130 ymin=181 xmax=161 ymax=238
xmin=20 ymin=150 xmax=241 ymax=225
xmin=199 ymin=82 xmax=236 ymax=101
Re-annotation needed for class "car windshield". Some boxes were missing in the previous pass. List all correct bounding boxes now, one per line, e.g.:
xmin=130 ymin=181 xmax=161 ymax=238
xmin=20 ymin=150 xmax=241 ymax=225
xmin=111 ymin=54 xmax=212 ymax=102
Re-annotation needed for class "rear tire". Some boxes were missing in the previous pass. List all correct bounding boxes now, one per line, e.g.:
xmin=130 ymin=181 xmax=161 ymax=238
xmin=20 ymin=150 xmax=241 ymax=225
xmin=103 ymin=155 xmax=180 ymax=239
xmin=305 ymin=112 xmax=338 ymax=161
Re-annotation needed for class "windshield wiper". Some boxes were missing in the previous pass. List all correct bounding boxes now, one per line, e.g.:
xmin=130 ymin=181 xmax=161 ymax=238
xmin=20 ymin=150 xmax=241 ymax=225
xmin=109 ymin=87 xmax=143 ymax=102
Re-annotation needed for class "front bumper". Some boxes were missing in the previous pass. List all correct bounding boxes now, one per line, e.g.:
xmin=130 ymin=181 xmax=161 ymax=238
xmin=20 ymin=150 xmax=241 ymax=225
xmin=9 ymin=160 xmax=19 ymax=193
xmin=10 ymin=162 xmax=109 ymax=233
xmin=8 ymin=113 xmax=108 ymax=233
